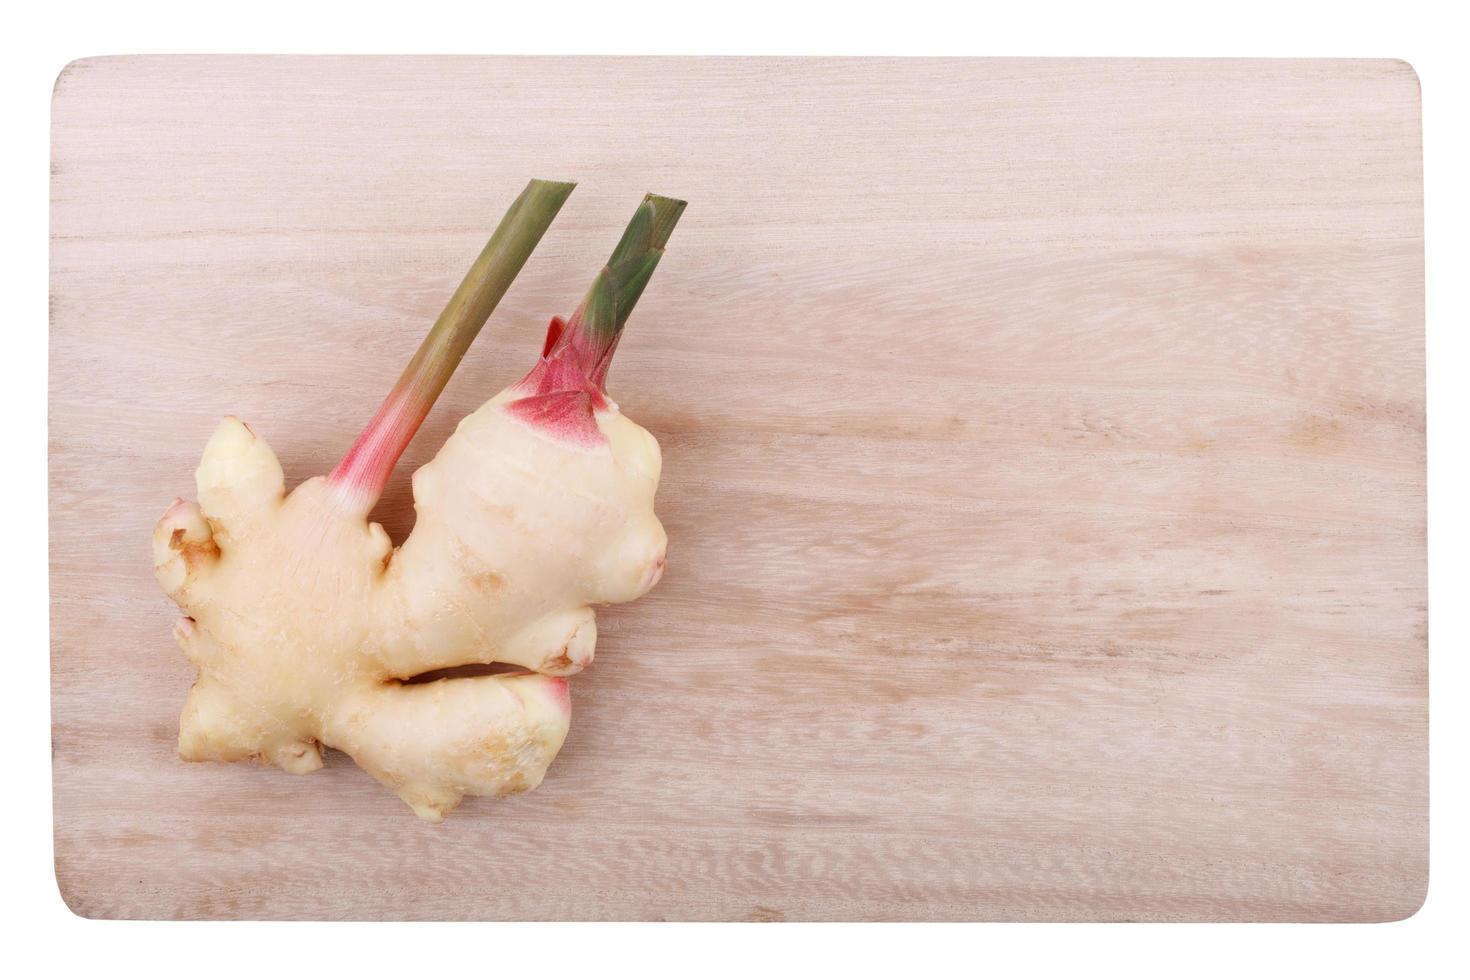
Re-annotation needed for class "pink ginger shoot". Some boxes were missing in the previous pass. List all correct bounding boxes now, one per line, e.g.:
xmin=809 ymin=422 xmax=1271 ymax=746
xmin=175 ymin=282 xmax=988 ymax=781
xmin=506 ymin=193 xmax=687 ymax=446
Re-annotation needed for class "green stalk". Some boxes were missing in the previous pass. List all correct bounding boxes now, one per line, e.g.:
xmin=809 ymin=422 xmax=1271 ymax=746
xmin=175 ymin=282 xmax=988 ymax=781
xmin=330 ymin=178 xmax=575 ymax=513
xmin=577 ymin=193 xmax=687 ymax=352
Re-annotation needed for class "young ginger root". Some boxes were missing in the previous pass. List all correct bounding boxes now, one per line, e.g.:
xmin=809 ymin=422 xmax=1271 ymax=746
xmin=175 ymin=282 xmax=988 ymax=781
xmin=152 ymin=182 xmax=684 ymax=821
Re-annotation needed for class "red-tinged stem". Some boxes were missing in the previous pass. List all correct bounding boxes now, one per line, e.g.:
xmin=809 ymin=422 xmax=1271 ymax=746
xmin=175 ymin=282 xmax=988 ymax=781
xmin=559 ymin=192 xmax=687 ymax=386
xmin=507 ymin=193 xmax=686 ymax=446
xmin=520 ymin=193 xmax=686 ymax=394
xmin=328 ymin=178 xmax=575 ymax=514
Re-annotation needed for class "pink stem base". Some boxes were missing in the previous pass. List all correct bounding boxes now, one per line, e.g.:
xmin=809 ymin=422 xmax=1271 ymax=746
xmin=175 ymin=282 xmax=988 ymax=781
xmin=504 ymin=312 xmax=616 ymax=447
xmin=327 ymin=390 xmax=430 ymax=514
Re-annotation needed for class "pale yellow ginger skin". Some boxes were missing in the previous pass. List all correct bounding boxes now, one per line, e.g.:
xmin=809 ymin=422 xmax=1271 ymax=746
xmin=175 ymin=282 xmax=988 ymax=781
xmin=153 ymin=395 xmax=666 ymax=822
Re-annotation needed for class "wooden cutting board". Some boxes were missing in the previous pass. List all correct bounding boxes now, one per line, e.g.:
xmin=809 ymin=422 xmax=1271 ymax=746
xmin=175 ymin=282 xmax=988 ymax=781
xmin=49 ymin=56 xmax=1426 ymax=921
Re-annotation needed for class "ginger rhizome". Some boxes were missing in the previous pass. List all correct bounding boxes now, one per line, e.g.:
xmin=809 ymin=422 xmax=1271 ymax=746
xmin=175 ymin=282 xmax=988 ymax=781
xmin=153 ymin=183 xmax=684 ymax=821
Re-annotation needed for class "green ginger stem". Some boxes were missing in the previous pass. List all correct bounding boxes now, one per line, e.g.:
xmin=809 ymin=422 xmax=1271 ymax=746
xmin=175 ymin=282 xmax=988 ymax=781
xmin=329 ymin=178 xmax=575 ymax=513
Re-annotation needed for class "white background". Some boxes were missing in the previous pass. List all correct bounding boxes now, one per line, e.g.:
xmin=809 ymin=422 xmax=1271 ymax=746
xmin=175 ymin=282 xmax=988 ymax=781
xmin=5 ymin=1 xmax=1464 ymax=975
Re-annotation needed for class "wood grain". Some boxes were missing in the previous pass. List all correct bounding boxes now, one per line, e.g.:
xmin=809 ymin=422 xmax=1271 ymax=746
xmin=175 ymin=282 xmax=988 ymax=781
xmin=49 ymin=56 xmax=1426 ymax=921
